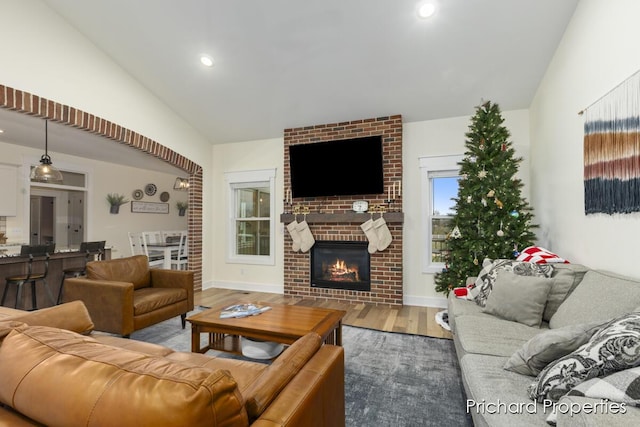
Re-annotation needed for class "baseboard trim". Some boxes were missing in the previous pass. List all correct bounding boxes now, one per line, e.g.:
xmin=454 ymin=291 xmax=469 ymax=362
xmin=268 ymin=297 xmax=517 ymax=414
xmin=403 ymin=295 xmax=448 ymax=309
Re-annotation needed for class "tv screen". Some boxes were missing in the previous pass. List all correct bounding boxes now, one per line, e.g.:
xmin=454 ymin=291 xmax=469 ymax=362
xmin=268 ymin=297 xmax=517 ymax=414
xmin=289 ymin=136 xmax=384 ymax=198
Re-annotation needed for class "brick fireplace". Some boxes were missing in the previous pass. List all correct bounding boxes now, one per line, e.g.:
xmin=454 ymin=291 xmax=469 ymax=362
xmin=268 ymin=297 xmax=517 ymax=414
xmin=282 ymin=115 xmax=403 ymax=306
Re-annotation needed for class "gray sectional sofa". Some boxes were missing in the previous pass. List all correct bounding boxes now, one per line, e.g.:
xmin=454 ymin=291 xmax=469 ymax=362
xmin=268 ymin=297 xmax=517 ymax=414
xmin=448 ymin=262 xmax=640 ymax=426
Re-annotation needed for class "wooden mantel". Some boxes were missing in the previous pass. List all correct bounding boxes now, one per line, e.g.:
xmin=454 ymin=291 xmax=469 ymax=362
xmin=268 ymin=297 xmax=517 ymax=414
xmin=279 ymin=212 xmax=404 ymax=224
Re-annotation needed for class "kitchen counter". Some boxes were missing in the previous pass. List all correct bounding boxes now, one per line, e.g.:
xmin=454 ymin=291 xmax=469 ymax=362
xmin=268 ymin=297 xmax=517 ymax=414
xmin=0 ymin=247 xmax=111 ymax=310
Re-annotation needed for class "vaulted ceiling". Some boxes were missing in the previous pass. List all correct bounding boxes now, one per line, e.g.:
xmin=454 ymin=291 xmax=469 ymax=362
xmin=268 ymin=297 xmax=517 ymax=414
xmin=1 ymin=1 xmax=579 ymax=172
xmin=43 ymin=0 xmax=579 ymax=144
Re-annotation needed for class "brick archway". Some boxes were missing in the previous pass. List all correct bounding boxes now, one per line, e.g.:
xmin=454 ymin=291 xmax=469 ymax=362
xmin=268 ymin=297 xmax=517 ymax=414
xmin=0 ymin=84 xmax=203 ymax=290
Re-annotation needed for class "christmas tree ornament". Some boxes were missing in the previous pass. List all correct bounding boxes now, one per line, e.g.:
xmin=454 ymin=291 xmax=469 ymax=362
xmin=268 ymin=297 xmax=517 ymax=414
xmin=479 ymin=143 xmax=485 ymax=150
xmin=481 ymin=198 xmax=487 ymax=207
xmin=509 ymin=210 xmax=519 ymax=218
xmin=501 ymin=143 xmax=507 ymax=151
xmin=494 ymin=198 xmax=503 ymax=209
xmin=449 ymin=226 xmax=462 ymax=239
xmin=473 ymin=257 xmax=479 ymax=266
xmin=513 ymin=244 xmax=520 ymax=257
xmin=466 ymin=195 xmax=472 ymax=203
xmin=497 ymin=221 xmax=504 ymax=237
xmin=487 ymin=189 xmax=495 ymax=197
xmin=478 ymin=169 xmax=487 ymax=179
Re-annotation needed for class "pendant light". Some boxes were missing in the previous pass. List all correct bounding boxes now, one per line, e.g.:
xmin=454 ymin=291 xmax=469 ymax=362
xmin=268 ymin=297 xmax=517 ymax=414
xmin=30 ymin=119 xmax=63 ymax=184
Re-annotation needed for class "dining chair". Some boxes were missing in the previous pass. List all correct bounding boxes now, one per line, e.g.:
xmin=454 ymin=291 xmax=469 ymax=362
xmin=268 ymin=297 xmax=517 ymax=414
xmin=143 ymin=231 xmax=163 ymax=244
xmin=128 ymin=232 xmax=143 ymax=256
xmin=57 ymin=241 xmax=106 ymax=304
xmin=161 ymin=230 xmax=184 ymax=242
xmin=2 ymin=244 xmax=56 ymax=310
xmin=141 ymin=232 xmax=165 ymax=268
xmin=170 ymin=231 xmax=188 ymax=270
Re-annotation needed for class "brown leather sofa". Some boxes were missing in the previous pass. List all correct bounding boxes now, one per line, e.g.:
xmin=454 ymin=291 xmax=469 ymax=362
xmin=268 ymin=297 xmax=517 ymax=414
xmin=62 ymin=255 xmax=193 ymax=336
xmin=0 ymin=301 xmax=346 ymax=426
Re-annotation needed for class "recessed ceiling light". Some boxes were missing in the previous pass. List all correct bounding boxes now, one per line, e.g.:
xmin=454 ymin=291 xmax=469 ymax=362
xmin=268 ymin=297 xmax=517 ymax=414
xmin=200 ymin=54 xmax=214 ymax=67
xmin=417 ymin=2 xmax=436 ymax=19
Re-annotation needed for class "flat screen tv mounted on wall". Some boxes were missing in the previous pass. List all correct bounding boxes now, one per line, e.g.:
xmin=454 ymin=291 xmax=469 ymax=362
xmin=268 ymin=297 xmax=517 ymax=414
xmin=289 ymin=135 xmax=384 ymax=198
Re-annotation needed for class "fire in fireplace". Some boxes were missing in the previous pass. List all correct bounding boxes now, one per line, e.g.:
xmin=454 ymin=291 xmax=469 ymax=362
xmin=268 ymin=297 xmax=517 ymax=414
xmin=310 ymin=241 xmax=370 ymax=291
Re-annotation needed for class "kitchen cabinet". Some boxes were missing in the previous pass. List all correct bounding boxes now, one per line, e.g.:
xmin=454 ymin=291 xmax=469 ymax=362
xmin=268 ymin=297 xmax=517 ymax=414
xmin=0 ymin=165 xmax=18 ymax=216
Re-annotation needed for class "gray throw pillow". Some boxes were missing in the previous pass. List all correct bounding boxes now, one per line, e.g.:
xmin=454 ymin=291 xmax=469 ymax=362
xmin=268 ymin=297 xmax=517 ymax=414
xmin=482 ymin=271 xmax=553 ymax=327
xmin=542 ymin=264 xmax=589 ymax=322
xmin=504 ymin=322 xmax=602 ymax=376
xmin=549 ymin=270 xmax=640 ymax=329
xmin=529 ymin=310 xmax=640 ymax=403
xmin=472 ymin=259 xmax=554 ymax=307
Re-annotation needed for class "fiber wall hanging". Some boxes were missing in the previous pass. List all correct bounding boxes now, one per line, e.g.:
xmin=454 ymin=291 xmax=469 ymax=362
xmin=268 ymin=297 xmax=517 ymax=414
xmin=582 ymin=69 xmax=640 ymax=214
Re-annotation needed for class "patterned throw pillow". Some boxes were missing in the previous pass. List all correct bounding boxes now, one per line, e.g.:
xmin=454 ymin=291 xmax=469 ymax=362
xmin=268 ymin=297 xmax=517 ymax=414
xmin=528 ymin=310 xmax=640 ymax=403
xmin=471 ymin=259 xmax=554 ymax=307
xmin=566 ymin=366 xmax=640 ymax=405
xmin=516 ymin=246 xmax=569 ymax=264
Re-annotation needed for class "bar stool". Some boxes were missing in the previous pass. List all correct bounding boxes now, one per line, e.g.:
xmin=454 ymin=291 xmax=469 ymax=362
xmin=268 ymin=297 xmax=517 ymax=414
xmin=2 ymin=244 xmax=56 ymax=310
xmin=57 ymin=241 xmax=105 ymax=304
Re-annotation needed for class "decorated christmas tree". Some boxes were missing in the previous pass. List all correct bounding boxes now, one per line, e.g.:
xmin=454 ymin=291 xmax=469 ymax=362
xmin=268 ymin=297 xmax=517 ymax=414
xmin=434 ymin=101 xmax=536 ymax=295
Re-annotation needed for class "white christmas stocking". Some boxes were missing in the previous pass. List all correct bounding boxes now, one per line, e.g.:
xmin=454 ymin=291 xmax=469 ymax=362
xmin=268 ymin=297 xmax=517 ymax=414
xmin=360 ymin=219 xmax=379 ymax=254
xmin=286 ymin=220 xmax=302 ymax=252
xmin=296 ymin=220 xmax=315 ymax=252
xmin=373 ymin=217 xmax=392 ymax=251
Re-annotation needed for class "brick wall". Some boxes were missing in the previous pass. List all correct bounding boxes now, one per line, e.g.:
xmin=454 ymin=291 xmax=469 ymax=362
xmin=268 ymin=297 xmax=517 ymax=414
xmin=283 ymin=115 xmax=403 ymax=306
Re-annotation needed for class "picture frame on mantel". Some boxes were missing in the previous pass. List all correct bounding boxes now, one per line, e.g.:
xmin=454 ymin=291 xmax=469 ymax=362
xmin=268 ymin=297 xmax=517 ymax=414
xmin=131 ymin=201 xmax=169 ymax=214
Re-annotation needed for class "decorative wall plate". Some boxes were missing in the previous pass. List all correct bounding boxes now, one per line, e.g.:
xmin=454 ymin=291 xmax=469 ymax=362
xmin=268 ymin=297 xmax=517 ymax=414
xmin=132 ymin=189 xmax=144 ymax=200
xmin=144 ymin=183 xmax=157 ymax=196
xmin=160 ymin=191 xmax=170 ymax=202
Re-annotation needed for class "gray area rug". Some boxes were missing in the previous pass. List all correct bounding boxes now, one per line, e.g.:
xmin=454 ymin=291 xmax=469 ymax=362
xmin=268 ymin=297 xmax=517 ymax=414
xmin=132 ymin=310 xmax=472 ymax=427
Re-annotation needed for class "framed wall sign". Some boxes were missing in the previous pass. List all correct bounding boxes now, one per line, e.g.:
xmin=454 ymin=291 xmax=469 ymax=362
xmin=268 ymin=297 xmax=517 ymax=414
xmin=131 ymin=201 xmax=169 ymax=214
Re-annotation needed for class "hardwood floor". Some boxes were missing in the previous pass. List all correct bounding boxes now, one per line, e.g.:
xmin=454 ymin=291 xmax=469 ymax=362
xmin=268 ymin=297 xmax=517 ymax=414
xmin=195 ymin=288 xmax=452 ymax=339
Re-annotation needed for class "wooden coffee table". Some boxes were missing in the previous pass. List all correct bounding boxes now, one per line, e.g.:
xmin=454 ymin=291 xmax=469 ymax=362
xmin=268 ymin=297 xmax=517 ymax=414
xmin=187 ymin=302 xmax=346 ymax=354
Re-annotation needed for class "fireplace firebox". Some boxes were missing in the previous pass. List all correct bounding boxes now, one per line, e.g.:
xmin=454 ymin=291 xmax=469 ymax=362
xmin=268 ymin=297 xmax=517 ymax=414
xmin=310 ymin=241 xmax=370 ymax=292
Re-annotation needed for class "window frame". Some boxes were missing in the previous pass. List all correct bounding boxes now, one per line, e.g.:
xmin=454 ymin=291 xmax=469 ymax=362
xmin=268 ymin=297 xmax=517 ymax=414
xmin=419 ymin=155 xmax=463 ymax=273
xmin=225 ymin=168 xmax=276 ymax=265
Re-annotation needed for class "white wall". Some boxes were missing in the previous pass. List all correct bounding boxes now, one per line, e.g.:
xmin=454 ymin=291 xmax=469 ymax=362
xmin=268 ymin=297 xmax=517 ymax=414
xmin=210 ymin=138 xmax=284 ymax=292
xmin=0 ymin=140 xmax=188 ymax=258
xmin=403 ymin=110 xmax=531 ymax=307
xmin=529 ymin=0 xmax=640 ymax=278
xmin=0 ymin=0 xmax=213 ymax=280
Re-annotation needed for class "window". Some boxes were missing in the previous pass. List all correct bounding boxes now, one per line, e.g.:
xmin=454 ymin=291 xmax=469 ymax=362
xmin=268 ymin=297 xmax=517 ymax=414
xmin=225 ymin=169 xmax=276 ymax=265
xmin=419 ymin=155 xmax=463 ymax=273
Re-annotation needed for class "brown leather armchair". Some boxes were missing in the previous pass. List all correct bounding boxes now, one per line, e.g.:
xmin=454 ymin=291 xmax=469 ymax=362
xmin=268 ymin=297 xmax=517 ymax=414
xmin=62 ymin=255 xmax=193 ymax=336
